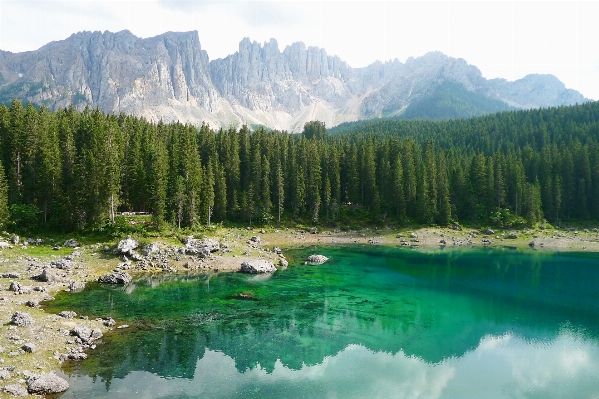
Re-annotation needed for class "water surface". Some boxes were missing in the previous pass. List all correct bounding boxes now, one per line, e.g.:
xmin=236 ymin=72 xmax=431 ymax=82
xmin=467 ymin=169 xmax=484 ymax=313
xmin=46 ymin=246 xmax=599 ymax=398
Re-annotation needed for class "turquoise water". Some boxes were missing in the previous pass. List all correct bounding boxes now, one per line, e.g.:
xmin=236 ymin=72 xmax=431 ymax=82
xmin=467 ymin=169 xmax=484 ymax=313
xmin=46 ymin=246 xmax=599 ymax=398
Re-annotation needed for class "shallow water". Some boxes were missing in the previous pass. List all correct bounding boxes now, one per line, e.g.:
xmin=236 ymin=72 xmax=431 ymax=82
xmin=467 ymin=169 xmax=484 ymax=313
xmin=46 ymin=246 xmax=599 ymax=398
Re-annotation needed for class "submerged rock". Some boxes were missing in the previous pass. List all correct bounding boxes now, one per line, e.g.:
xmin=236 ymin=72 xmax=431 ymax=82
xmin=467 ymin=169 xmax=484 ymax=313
xmin=98 ymin=272 xmax=132 ymax=284
xmin=27 ymin=373 xmax=69 ymax=395
xmin=240 ymin=259 xmax=276 ymax=274
xmin=307 ymin=255 xmax=329 ymax=265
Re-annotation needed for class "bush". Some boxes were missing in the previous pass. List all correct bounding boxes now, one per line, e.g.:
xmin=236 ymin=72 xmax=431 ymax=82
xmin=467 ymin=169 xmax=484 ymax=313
xmin=9 ymin=204 xmax=41 ymax=232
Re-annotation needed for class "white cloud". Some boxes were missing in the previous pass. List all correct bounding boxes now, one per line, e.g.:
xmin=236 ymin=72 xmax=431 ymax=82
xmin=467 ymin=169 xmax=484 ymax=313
xmin=0 ymin=0 xmax=597 ymax=99
xmin=59 ymin=332 xmax=599 ymax=398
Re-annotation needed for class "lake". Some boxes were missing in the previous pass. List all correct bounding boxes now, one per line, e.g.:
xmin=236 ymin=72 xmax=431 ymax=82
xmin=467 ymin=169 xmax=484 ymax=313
xmin=45 ymin=245 xmax=599 ymax=398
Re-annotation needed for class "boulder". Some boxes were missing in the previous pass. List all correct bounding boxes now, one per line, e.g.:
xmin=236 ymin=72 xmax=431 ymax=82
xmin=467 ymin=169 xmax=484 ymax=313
xmin=141 ymin=243 xmax=159 ymax=256
xmin=1 ymin=272 xmax=20 ymax=279
xmin=51 ymin=258 xmax=75 ymax=270
xmin=249 ymin=236 xmax=261 ymax=244
xmin=68 ymin=280 xmax=86 ymax=292
xmin=279 ymin=258 xmax=289 ymax=268
xmin=9 ymin=281 xmax=32 ymax=294
xmin=71 ymin=324 xmax=103 ymax=344
xmin=63 ymin=238 xmax=79 ymax=248
xmin=507 ymin=232 xmax=518 ymax=239
xmin=0 ymin=370 xmax=10 ymax=379
xmin=240 ymin=260 xmax=276 ymax=274
xmin=3 ymin=383 xmax=28 ymax=397
xmin=36 ymin=268 xmax=61 ymax=283
xmin=183 ymin=237 xmax=220 ymax=256
xmin=98 ymin=272 xmax=132 ymax=284
xmin=307 ymin=255 xmax=329 ymax=265
xmin=11 ymin=311 xmax=34 ymax=327
xmin=22 ymin=343 xmax=36 ymax=353
xmin=58 ymin=311 xmax=77 ymax=319
xmin=27 ymin=373 xmax=69 ymax=395
xmin=10 ymin=235 xmax=19 ymax=245
xmin=0 ymin=242 xmax=12 ymax=249
xmin=310 ymin=227 xmax=318 ymax=234
xmin=116 ymin=235 xmax=139 ymax=256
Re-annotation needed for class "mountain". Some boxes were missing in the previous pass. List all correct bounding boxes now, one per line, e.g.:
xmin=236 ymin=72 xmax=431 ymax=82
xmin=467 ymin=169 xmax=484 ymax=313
xmin=0 ymin=30 xmax=589 ymax=131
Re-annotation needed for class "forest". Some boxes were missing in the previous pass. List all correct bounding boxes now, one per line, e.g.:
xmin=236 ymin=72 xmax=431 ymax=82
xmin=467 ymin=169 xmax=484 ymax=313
xmin=1 ymin=99 xmax=599 ymax=233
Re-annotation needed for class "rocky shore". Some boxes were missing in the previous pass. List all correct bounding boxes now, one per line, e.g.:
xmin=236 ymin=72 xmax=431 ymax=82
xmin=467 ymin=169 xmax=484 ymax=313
xmin=0 ymin=225 xmax=597 ymax=396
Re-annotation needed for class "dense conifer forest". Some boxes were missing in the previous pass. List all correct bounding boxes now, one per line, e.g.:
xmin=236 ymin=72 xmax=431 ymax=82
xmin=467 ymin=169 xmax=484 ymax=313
xmin=0 ymin=99 xmax=599 ymax=233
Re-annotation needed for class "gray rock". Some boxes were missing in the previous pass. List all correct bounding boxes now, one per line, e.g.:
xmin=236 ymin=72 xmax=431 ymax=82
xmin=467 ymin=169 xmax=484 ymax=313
xmin=58 ymin=311 xmax=77 ymax=319
xmin=27 ymin=373 xmax=69 ymax=395
xmin=310 ymin=227 xmax=318 ymax=234
xmin=51 ymin=258 xmax=75 ymax=270
xmin=1 ymin=272 xmax=20 ymax=279
xmin=240 ymin=260 xmax=276 ymax=274
xmin=279 ymin=258 xmax=289 ymax=268
xmin=36 ymin=268 xmax=61 ymax=283
xmin=508 ymin=232 xmax=518 ymax=239
xmin=103 ymin=317 xmax=116 ymax=327
xmin=307 ymin=255 xmax=329 ymax=265
xmin=70 ymin=324 xmax=102 ymax=344
xmin=141 ymin=243 xmax=159 ymax=256
xmin=22 ymin=343 xmax=36 ymax=353
xmin=98 ymin=272 xmax=132 ymax=284
xmin=11 ymin=312 xmax=34 ymax=327
xmin=10 ymin=235 xmax=19 ymax=245
xmin=183 ymin=237 xmax=220 ymax=256
xmin=3 ymin=383 xmax=28 ymax=397
xmin=249 ymin=236 xmax=261 ymax=244
xmin=0 ymin=370 xmax=10 ymax=379
xmin=116 ymin=236 xmax=139 ymax=256
xmin=63 ymin=238 xmax=79 ymax=248
xmin=68 ymin=280 xmax=86 ymax=292
xmin=0 ymin=242 xmax=12 ymax=249
xmin=25 ymin=300 xmax=39 ymax=308
xmin=9 ymin=281 xmax=32 ymax=294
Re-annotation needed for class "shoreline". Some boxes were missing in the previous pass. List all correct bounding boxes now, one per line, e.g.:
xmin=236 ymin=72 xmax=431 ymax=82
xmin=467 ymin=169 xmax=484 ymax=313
xmin=0 ymin=225 xmax=598 ymax=396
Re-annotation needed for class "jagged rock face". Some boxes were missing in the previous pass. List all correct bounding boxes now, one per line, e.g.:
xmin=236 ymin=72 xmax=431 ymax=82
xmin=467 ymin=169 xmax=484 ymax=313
xmin=0 ymin=30 xmax=220 ymax=124
xmin=0 ymin=30 xmax=589 ymax=132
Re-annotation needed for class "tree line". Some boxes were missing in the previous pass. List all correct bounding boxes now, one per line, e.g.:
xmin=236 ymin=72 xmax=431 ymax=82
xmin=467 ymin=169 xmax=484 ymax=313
xmin=0 ymin=99 xmax=598 ymax=232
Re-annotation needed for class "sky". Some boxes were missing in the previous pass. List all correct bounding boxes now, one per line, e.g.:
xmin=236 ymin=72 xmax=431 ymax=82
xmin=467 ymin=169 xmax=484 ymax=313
xmin=0 ymin=0 xmax=598 ymax=100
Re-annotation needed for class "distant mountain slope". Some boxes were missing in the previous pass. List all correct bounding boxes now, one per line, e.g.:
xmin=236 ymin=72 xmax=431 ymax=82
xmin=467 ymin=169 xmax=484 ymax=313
xmin=0 ymin=30 xmax=589 ymax=131
xmin=399 ymin=81 xmax=514 ymax=120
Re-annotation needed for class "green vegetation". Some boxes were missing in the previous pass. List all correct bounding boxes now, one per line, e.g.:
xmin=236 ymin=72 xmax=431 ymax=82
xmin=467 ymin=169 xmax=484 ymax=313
xmin=399 ymin=81 xmax=514 ymax=120
xmin=0 ymin=99 xmax=599 ymax=234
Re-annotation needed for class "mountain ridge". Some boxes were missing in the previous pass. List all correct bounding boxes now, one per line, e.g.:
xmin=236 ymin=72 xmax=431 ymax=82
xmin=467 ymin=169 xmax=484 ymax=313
xmin=0 ymin=30 xmax=589 ymax=131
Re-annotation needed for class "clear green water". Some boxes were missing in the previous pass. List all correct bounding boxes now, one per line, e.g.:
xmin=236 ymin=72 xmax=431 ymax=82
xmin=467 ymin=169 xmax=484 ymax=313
xmin=45 ymin=246 xmax=599 ymax=398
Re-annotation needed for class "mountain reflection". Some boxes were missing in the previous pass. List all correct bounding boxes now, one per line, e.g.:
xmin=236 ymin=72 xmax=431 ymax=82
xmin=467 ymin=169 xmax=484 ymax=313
xmin=50 ymin=247 xmax=599 ymax=394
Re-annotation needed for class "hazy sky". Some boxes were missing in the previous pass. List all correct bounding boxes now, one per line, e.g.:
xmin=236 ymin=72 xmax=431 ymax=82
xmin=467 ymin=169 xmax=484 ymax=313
xmin=1 ymin=1 xmax=597 ymax=100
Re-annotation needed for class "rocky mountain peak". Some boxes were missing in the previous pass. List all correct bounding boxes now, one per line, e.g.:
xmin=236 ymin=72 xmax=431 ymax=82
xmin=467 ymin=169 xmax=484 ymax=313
xmin=0 ymin=30 xmax=590 ymax=132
